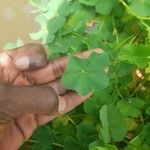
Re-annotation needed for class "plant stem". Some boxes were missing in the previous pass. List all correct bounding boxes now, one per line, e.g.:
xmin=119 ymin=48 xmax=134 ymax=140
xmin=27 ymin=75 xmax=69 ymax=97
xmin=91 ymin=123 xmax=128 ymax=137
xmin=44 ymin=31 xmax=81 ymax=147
xmin=114 ymin=73 xmax=125 ymax=100
xmin=140 ymin=113 xmax=144 ymax=125
xmin=68 ymin=116 xmax=77 ymax=126
xmin=129 ymin=135 xmax=140 ymax=144
xmin=52 ymin=142 xmax=63 ymax=148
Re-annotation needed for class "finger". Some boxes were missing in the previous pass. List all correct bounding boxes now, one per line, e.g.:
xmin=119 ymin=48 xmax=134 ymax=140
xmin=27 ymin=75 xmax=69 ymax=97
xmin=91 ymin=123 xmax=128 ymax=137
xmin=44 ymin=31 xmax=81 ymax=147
xmin=14 ymin=113 xmax=38 ymax=141
xmin=23 ymin=48 xmax=103 ymax=84
xmin=0 ymin=120 xmax=24 ymax=150
xmin=0 ymin=114 xmax=39 ymax=149
xmin=7 ymin=43 xmax=47 ymax=71
xmin=0 ymin=121 xmax=10 ymax=139
xmin=0 ymin=84 xmax=58 ymax=121
xmin=49 ymin=79 xmax=68 ymax=95
xmin=36 ymin=91 xmax=92 ymax=125
xmin=13 ymin=78 xmax=68 ymax=95
xmin=0 ymin=43 xmax=47 ymax=83
xmin=0 ymin=52 xmax=19 ymax=83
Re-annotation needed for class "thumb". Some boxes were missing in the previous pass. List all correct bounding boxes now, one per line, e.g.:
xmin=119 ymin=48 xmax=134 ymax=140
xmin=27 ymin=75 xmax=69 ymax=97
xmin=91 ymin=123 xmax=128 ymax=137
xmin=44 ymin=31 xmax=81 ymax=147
xmin=7 ymin=43 xmax=47 ymax=71
xmin=0 ymin=43 xmax=48 ymax=84
xmin=0 ymin=84 xmax=58 ymax=139
xmin=0 ymin=84 xmax=58 ymax=121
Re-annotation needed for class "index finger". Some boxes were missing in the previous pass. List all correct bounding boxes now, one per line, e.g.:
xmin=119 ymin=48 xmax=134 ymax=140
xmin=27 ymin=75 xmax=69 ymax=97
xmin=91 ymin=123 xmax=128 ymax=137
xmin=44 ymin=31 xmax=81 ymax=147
xmin=0 ymin=43 xmax=48 ymax=84
xmin=20 ymin=48 xmax=103 ymax=84
xmin=36 ymin=91 xmax=92 ymax=126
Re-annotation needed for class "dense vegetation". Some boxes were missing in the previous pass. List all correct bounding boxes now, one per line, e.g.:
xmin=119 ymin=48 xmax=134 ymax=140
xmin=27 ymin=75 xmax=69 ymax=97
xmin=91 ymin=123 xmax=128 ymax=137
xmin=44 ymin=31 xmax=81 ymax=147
xmin=17 ymin=0 xmax=150 ymax=149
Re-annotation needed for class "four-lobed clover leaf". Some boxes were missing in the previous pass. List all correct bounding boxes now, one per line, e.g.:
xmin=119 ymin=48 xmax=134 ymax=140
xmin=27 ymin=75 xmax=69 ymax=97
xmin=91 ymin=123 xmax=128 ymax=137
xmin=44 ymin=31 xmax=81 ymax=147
xmin=61 ymin=52 xmax=110 ymax=96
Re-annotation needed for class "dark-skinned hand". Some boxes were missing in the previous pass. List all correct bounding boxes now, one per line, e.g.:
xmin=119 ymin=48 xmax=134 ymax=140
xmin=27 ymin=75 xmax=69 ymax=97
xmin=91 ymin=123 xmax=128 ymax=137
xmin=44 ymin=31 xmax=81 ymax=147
xmin=0 ymin=43 xmax=102 ymax=150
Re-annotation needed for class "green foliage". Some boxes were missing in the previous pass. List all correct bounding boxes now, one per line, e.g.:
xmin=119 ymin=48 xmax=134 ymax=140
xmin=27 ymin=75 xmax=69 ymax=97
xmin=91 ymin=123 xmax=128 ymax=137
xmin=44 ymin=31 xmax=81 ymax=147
xmin=140 ymin=123 xmax=150 ymax=145
xmin=63 ymin=136 xmax=80 ymax=150
xmin=31 ymin=126 xmax=55 ymax=150
xmin=95 ymin=0 xmax=116 ymax=15
xmin=99 ymin=104 xmax=127 ymax=143
xmin=89 ymin=144 xmax=118 ymax=150
xmin=4 ymin=38 xmax=24 ymax=51
xmin=79 ymin=0 xmax=116 ymax=15
xmin=61 ymin=52 xmax=109 ymax=95
xmin=117 ymin=98 xmax=144 ymax=117
xmin=119 ymin=44 xmax=150 ymax=68
xmin=19 ymin=0 xmax=150 ymax=149
xmin=128 ymin=0 xmax=150 ymax=17
xmin=30 ymin=0 xmax=71 ymax=44
xmin=84 ymin=91 xmax=113 ymax=119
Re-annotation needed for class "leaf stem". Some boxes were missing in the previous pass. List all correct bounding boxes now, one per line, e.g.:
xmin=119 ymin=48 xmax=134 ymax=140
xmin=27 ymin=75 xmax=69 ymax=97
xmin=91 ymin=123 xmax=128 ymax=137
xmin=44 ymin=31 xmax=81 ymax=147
xmin=113 ymin=73 xmax=124 ymax=100
xmin=129 ymin=135 xmax=140 ymax=144
xmin=129 ymin=35 xmax=137 ymax=44
xmin=52 ymin=142 xmax=63 ymax=148
xmin=27 ymin=140 xmax=38 ymax=143
xmin=140 ymin=113 xmax=144 ymax=125
xmin=116 ymin=35 xmax=135 ymax=50
xmin=68 ymin=116 xmax=77 ymax=126
xmin=70 ymin=114 xmax=86 ymax=119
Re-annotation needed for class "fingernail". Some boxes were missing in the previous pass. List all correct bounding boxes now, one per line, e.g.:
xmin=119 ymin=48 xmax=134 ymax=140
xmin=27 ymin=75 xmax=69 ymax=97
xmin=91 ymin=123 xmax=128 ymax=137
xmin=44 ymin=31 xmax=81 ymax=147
xmin=14 ymin=56 xmax=30 ymax=70
xmin=58 ymin=96 xmax=66 ymax=113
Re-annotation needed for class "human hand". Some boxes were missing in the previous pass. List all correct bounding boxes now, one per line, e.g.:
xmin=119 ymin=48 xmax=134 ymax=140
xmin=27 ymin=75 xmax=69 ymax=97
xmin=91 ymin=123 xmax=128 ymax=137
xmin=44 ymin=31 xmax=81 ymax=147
xmin=0 ymin=43 xmax=102 ymax=150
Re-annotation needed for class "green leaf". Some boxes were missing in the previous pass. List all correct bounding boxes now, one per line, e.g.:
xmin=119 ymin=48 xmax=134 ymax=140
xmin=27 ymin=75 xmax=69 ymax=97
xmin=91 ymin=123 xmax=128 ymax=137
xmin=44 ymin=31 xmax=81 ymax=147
xmin=29 ymin=0 xmax=49 ymax=12
xmin=126 ymin=118 xmax=138 ymax=131
xmin=31 ymin=126 xmax=55 ymax=150
xmin=84 ymin=18 xmax=114 ymax=49
xmin=42 ymin=33 xmax=55 ymax=44
xmin=63 ymin=136 xmax=80 ymax=150
xmin=128 ymin=0 xmax=150 ymax=17
xmin=89 ymin=140 xmax=102 ymax=150
xmin=95 ymin=0 xmax=116 ymax=15
xmin=77 ymin=119 xmax=97 ymax=148
xmin=54 ymin=115 xmax=70 ymax=126
xmin=99 ymin=105 xmax=110 ymax=143
xmin=90 ymin=147 xmax=106 ymax=150
xmin=100 ymin=127 xmax=111 ymax=144
xmin=105 ymin=144 xmax=118 ymax=150
xmin=99 ymin=104 xmax=127 ymax=142
xmin=119 ymin=45 xmax=150 ymax=68
xmin=113 ymin=62 xmax=136 ymax=78
xmin=30 ymin=0 xmax=71 ymax=44
xmin=124 ymin=140 xmax=150 ymax=150
xmin=140 ymin=123 xmax=150 ymax=145
xmin=64 ymin=4 xmax=95 ymax=32
xmin=79 ymin=0 xmax=96 ymax=6
xmin=4 ymin=38 xmax=24 ymax=51
xmin=43 ymin=0 xmax=71 ymax=20
xmin=30 ymin=30 xmax=46 ymax=40
xmin=61 ymin=52 xmax=110 ymax=95
xmin=90 ymin=144 xmax=118 ymax=150
xmin=48 ymin=34 xmax=84 ymax=54
xmin=47 ymin=17 xmax=66 ymax=33
xmin=146 ymin=107 xmax=150 ymax=116
xmin=139 ymin=144 xmax=150 ymax=150
xmin=117 ymin=98 xmax=144 ymax=117
xmin=79 ymin=0 xmax=116 ymax=15
xmin=84 ymin=91 xmax=113 ymax=119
